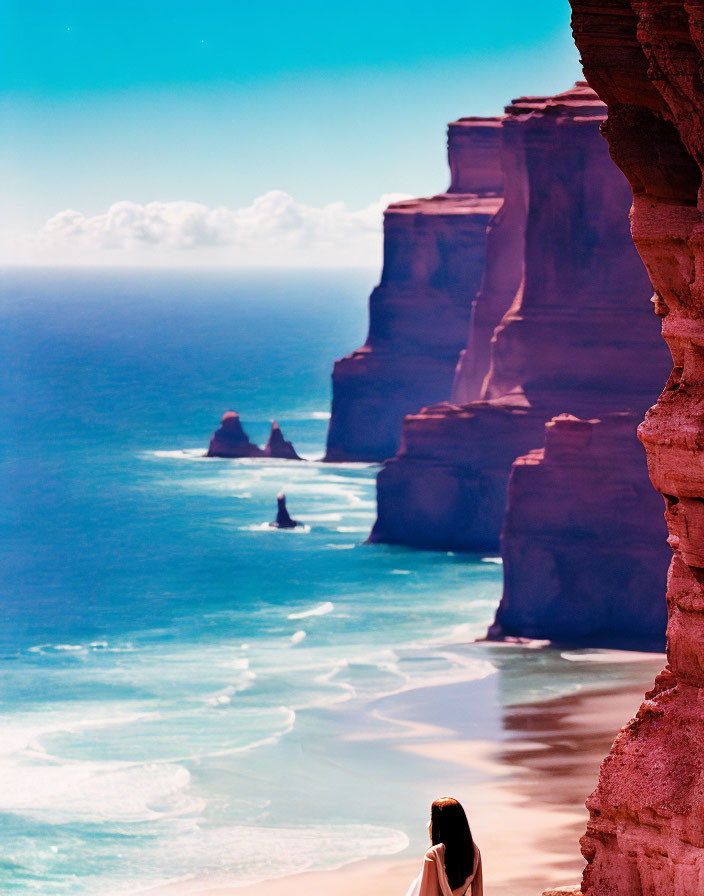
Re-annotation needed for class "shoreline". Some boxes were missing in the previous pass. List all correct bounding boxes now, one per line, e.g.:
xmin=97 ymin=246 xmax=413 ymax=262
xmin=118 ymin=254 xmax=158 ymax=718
xmin=147 ymin=654 xmax=664 ymax=896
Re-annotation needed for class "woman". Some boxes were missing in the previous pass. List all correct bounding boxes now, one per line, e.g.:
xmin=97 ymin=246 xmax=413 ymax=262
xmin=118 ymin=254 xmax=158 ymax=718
xmin=405 ymin=797 xmax=483 ymax=896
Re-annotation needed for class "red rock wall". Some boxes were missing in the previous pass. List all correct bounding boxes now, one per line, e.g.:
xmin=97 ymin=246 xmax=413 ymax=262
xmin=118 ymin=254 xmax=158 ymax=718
xmin=324 ymin=119 xmax=503 ymax=462
xmin=371 ymin=400 xmax=547 ymax=551
xmin=489 ymin=413 xmax=669 ymax=649
xmin=371 ymin=84 xmax=668 ymax=551
xmin=482 ymin=89 xmax=665 ymax=413
xmin=567 ymin=2 xmax=704 ymax=893
xmin=452 ymin=109 xmax=529 ymax=404
xmin=447 ymin=116 xmax=505 ymax=195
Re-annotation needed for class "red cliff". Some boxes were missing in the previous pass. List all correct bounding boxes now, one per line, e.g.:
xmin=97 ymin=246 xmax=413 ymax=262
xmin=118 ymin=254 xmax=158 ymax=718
xmin=488 ymin=413 xmax=669 ymax=650
xmin=565 ymin=3 xmax=704 ymax=893
xmin=323 ymin=117 xmax=503 ymax=462
xmin=451 ymin=103 xmax=529 ymax=404
xmin=371 ymin=84 xmax=669 ymax=551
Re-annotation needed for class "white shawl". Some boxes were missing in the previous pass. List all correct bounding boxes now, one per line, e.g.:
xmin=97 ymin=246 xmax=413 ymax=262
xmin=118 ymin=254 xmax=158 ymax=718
xmin=405 ymin=842 xmax=483 ymax=896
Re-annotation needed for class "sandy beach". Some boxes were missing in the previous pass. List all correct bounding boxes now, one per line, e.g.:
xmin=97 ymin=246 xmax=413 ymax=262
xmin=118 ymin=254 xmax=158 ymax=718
xmin=149 ymin=649 xmax=664 ymax=896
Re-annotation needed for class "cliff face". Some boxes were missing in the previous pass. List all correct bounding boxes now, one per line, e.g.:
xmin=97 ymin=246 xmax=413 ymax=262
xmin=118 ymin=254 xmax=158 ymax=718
xmin=568 ymin=3 xmax=704 ymax=893
xmin=371 ymin=400 xmax=543 ymax=551
xmin=451 ymin=109 xmax=528 ymax=404
xmin=482 ymin=87 xmax=666 ymax=413
xmin=488 ymin=413 xmax=669 ymax=649
xmin=446 ymin=116 xmax=506 ymax=195
xmin=324 ymin=118 xmax=503 ymax=462
xmin=371 ymin=84 xmax=668 ymax=551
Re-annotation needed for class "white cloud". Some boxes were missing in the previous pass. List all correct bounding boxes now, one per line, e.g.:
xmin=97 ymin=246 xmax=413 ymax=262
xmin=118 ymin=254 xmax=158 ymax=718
xmin=4 ymin=190 xmax=413 ymax=267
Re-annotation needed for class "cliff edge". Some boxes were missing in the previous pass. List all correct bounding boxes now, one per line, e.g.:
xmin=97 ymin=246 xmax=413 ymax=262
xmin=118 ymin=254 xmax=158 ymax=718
xmin=567 ymin=3 xmax=704 ymax=892
xmin=324 ymin=118 xmax=503 ymax=462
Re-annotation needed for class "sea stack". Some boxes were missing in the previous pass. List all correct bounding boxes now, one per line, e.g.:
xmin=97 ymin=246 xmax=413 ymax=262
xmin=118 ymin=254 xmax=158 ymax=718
xmin=206 ymin=412 xmax=264 ymax=458
xmin=565 ymin=4 xmax=704 ymax=893
xmin=370 ymin=83 xmax=669 ymax=551
xmin=270 ymin=493 xmax=299 ymax=529
xmin=324 ymin=117 xmax=504 ymax=462
xmin=488 ymin=413 xmax=669 ymax=650
xmin=263 ymin=422 xmax=302 ymax=460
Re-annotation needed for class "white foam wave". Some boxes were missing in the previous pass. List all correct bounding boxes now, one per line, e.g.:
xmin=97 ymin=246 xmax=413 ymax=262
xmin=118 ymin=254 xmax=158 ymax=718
xmin=206 ymin=694 xmax=232 ymax=706
xmin=372 ymin=657 xmax=498 ymax=703
xmin=287 ymin=410 xmax=331 ymax=420
xmin=202 ymin=707 xmax=297 ymax=758
xmin=126 ymin=822 xmax=408 ymax=895
xmin=287 ymin=602 xmax=334 ymax=620
xmin=303 ymin=460 xmax=379 ymax=471
xmin=29 ymin=641 xmax=134 ymax=655
xmin=149 ymin=448 xmax=207 ymax=460
xmin=561 ymin=649 xmax=666 ymax=664
xmin=204 ymin=685 xmax=236 ymax=707
xmin=407 ymin=621 xmax=488 ymax=650
xmin=290 ymin=631 xmax=307 ymax=645
xmin=481 ymin=556 xmax=503 ymax=564
xmin=223 ymin=656 xmax=251 ymax=670
xmin=0 ymin=710 xmax=163 ymax=758
xmin=239 ymin=523 xmax=311 ymax=533
xmin=0 ymin=758 xmax=200 ymax=824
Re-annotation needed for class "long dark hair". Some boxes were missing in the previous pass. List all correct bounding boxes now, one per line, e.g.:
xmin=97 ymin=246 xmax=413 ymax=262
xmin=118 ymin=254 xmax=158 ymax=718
xmin=430 ymin=797 xmax=475 ymax=890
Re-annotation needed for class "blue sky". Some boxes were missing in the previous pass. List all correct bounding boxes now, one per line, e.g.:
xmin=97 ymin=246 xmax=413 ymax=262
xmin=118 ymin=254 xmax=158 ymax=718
xmin=1 ymin=1 xmax=582 ymax=265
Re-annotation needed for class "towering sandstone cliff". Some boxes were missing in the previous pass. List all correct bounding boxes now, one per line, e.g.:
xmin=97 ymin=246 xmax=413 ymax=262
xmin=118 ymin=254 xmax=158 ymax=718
xmin=323 ymin=118 xmax=503 ymax=462
xmin=565 ymin=2 xmax=704 ymax=893
xmin=451 ymin=107 xmax=527 ymax=405
xmin=489 ymin=413 xmax=669 ymax=650
xmin=371 ymin=84 xmax=669 ymax=551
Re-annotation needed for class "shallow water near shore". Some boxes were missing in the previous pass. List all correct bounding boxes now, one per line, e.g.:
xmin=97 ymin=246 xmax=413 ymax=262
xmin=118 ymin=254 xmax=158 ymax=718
xmin=0 ymin=269 xmax=664 ymax=895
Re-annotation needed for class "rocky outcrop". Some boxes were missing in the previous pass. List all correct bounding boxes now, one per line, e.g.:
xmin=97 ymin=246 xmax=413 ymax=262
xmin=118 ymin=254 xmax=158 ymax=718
xmin=270 ymin=492 xmax=299 ymax=529
xmin=564 ymin=3 xmax=704 ymax=893
xmin=264 ymin=422 xmax=301 ymax=460
xmin=488 ymin=413 xmax=669 ymax=649
xmin=371 ymin=400 xmax=543 ymax=551
xmin=371 ymin=84 xmax=669 ymax=551
xmin=324 ymin=118 xmax=503 ymax=462
xmin=207 ymin=417 xmax=302 ymax=459
xmin=206 ymin=412 xmax=264 ymax=458
xmin=542 ymin=890 xmax=580 ymax=896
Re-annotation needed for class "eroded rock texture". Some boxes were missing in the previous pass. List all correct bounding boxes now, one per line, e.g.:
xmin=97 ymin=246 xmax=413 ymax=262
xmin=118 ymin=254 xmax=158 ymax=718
xmin=371 ymin=84 xmax=668 ymax=551
xmin=206 ymin=412 xmax=264 ymax=458
xmin=264 ymin=422 xmax=302 ymax=460
xmin=452 ymin=99 xmax=530 ymax=404
xmin=324 ymin=118 xmax=503 ymax=462
xmin=542 ymin=889 xmax=581 ymax=896
xmin=567 ymin=2 xmax=704 ymax=893
xmin=488 ymin=413 xmax=669 ymax=649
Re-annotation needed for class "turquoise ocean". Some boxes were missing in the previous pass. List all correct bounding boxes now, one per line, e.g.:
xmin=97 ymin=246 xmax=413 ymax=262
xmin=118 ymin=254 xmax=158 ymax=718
xmin=0 ymin=268 xmax=661 ymax=895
